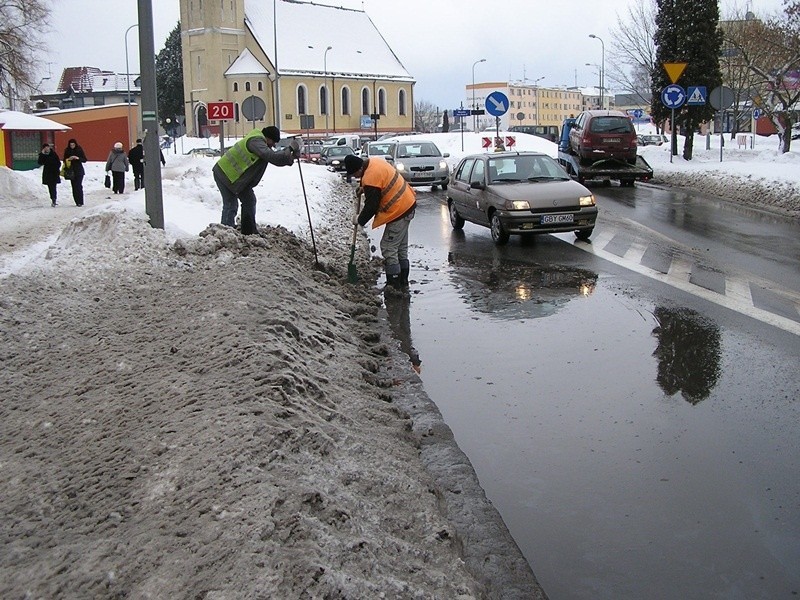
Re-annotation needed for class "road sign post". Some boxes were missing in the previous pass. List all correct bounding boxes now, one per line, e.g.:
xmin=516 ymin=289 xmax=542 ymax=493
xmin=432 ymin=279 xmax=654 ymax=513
xmin=710 ymin=86 xmax=735 ymax=163
xmin=661 ymin=85 xmax=686 ymax=162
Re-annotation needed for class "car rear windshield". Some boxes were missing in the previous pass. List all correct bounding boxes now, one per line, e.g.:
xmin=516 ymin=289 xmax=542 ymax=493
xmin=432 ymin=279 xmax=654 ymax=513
xmin=590 ymin=117 xmax=634 ymax=134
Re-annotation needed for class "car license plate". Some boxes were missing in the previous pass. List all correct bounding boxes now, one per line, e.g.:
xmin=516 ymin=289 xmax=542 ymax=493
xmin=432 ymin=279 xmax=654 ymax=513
xmin=541 ymin=214 xmax=574 ymax=224
xmin=606 ymin=138 xmax=621 ymax=143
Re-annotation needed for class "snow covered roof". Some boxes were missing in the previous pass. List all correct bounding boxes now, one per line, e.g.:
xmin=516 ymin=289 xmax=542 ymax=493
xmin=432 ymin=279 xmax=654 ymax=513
xmin=0 ymin=110 xmax=71 ymax=131
xmin=90 ymin=73 xmax=140 ymax=93
xmin=244 ymin=0 xmax=413 ymax=82
xmin=224 ymin=48 xmax=270 ymax=77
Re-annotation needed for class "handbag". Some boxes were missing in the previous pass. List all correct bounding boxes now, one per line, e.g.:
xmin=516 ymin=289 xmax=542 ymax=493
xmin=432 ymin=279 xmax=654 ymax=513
xmin=104 ymin=174 xmax=111 ymax=188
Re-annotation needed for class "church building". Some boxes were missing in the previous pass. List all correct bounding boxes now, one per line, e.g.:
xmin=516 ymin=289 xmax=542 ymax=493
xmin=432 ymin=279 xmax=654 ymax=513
xmin=179 ymin=0 xmax=416 ymax=138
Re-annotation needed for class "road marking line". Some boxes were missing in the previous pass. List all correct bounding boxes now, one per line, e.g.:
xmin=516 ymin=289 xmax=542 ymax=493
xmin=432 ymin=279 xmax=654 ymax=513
xmin=553 ymin=232 xmax=800 ymax=337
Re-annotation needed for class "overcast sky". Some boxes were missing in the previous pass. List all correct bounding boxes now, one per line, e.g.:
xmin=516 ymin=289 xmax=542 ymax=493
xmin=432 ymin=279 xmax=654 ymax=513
xmin=45 ymin=0 xmax=785 ymax=110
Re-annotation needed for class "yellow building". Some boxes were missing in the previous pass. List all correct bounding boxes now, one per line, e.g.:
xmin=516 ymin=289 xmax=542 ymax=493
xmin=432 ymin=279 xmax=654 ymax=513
xmin=180 ymin=0 xmax=415 ymax=138
xmin=465 ymin=82 xmax=582 ymax=131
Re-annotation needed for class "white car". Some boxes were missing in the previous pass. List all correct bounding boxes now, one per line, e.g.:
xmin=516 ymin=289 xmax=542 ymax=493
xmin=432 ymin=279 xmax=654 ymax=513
xmin=388 ymin=140 xmax=450 ymax=190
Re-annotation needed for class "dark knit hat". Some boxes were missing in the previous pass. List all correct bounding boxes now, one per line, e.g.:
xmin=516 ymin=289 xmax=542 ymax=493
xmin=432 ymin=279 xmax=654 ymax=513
xmin=344 ymin=154 xmax=364 ymax=175
xmin=262 ymin=126 xmax=281 ymax=143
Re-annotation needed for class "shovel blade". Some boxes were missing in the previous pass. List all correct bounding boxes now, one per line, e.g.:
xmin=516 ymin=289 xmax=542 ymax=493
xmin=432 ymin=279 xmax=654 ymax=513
xmin=347 ymin=262 xmax=358 ymax=283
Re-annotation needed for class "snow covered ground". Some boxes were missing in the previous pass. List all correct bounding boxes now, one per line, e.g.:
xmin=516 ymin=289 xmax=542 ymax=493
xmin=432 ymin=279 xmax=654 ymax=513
xmin=0 ymin=130 xmax=796 ymax=598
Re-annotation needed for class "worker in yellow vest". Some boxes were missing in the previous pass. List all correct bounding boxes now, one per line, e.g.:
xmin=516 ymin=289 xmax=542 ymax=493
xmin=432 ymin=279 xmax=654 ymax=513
xmin=345 ymin=154 xmax=416 ymax=294
xmin=213 ymin=126 xmax=299 ymax=235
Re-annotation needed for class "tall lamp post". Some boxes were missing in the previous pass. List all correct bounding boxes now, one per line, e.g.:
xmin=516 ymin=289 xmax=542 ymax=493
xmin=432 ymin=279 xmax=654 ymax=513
xmin=472 ymin=58 xmax=486 ymax=132
xmin=589 ymin=34 xmax=605 ymax=109
xmin=125 ymin=23 xmax=139 ymax=147
xmin=324 ymin=45 xmax=332 ymax=136
xmin=585 ymin=63 xmax=602 ymax=108
xmin=532 ymin=76 xmax=544 ymax=125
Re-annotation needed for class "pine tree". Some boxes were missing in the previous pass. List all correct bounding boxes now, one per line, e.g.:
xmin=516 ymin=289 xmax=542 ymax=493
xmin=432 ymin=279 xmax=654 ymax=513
xmin=652 ymin=0 xmax=722 ymax=159
xmin=156 ymin=23 xmax=185 ymax=130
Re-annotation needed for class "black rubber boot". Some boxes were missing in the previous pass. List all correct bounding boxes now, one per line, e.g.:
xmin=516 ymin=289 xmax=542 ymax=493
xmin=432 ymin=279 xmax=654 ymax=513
xmin=384 ymin=274 xmax=404 ymax=297
xmin=399 ymin=259 xmax=410 ymax=287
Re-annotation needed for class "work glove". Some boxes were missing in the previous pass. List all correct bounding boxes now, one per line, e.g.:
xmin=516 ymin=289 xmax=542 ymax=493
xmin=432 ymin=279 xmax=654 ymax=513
xmin=289 ymin=138 xmax=301 ymax=158
xmin=352 ymin=214 xmax=361 ymax=226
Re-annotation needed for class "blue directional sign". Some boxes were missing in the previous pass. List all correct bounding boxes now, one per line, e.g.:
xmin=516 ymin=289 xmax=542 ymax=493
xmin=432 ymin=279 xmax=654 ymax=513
xmin=753 ymin=108 xmax=763 ymax=119
xmin=687 ymin=86 xmax=707 ymax=105
xmin=661 ymin=85 xmax=686 ymax=109
xmin=633 ymin=109 xmax=644 ymax=118
xmin=453 ymin=108 xmax=471 ymax=118
xmin=485 ymin=91 xmax=509 ymax=117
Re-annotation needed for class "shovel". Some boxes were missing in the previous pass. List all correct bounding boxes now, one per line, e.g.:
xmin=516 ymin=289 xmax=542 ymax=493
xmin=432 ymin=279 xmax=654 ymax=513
xmin=347 ymin=192 xmax=362 ymax=283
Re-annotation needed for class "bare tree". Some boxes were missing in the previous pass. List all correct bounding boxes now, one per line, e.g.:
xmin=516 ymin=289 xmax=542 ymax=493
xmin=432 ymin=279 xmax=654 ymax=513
xmin=607 ymin=0 xmax=659 ymax=106
xmin=0 ymin=0 xmax=51 ymax=110
xmin=724 ymin=6 xmax=800 ymax=152
xmin=414 ymin=100 xmax=439 ymax=133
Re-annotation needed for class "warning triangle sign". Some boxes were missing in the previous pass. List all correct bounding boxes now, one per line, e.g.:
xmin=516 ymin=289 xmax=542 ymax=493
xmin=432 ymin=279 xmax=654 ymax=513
xmin=663 ymin=62 xmax=688 ymax=84
xmin=688 ymin=87 xmax=705 ymax=104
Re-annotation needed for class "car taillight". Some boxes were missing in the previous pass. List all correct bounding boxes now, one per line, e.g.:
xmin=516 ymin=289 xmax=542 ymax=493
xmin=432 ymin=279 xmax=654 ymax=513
xmin=582 ymin=133 xmax=593 ymax=148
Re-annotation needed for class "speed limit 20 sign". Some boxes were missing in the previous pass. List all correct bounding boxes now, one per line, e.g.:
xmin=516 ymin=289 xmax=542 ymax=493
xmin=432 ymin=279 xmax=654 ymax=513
xmin=207 ymin=101 xmax=235 ymax=120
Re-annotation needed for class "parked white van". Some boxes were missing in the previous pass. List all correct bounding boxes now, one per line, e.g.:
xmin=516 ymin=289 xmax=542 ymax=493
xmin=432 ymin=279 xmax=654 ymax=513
xmin=321 ymin=134 xmax=361 ymax=151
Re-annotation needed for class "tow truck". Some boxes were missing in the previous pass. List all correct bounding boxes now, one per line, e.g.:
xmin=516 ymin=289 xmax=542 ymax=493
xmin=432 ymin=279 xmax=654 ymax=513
xmin=556 ymin=118 xmax=653 ymax=187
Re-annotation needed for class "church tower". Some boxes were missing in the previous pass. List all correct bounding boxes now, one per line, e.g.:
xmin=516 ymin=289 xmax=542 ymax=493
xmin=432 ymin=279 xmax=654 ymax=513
xmin=179 ymin=0 xmax=249 ymax=136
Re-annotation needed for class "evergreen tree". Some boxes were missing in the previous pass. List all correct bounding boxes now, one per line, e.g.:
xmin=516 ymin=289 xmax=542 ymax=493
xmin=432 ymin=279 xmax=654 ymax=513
xmin=652 ymin=0 xmax=722 ymax=159
xmin=156 ymin=23 xmax=184 ymax=131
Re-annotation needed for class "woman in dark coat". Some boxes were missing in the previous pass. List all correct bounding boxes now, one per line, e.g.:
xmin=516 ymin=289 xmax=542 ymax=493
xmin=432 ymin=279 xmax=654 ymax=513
xmin=63 ymin=138 xmax=88 ymax=206
xmin=37 ymin=143 xmax=61 ymax=207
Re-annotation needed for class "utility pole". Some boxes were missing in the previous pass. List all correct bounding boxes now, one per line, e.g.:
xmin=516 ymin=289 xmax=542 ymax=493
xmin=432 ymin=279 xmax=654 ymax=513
xmin=137 ymin=0 xmax=164 ymax=229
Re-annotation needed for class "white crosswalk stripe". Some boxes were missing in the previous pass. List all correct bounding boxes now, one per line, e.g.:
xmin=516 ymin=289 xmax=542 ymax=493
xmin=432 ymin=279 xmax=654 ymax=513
xmin=552 ymin=230 xmax=800 ymax=336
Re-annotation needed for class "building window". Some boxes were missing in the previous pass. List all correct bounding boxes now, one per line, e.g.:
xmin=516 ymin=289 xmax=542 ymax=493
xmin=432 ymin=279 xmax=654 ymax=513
xmin=297 ymin=84 xmax=308 ymax=114
xmin=378 ymin=88 xmax=387 ymax=115
xmin=233 ymin=82 xmax=238 ymax=92
xmin=320 ymin=86 xmax=328 ymax=115
xmin=257 ymin=81 xmax=263 ymax=91
xmin=341 ymin=86 xmax=350 ymax=115
xmin=245 ymin=81 xmax=251 ymax=92
xmin=361 ymin=87 xmax=371 ymax=115
xmin=398 ymin=89 xmax=406 ymax=116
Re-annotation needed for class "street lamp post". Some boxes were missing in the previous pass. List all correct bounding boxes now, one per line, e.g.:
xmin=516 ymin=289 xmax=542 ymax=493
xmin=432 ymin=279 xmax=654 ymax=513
xmin=585 ymin=63 xmax=602 ymax=108
xmin=532 ymin=76 xmax=544 ymax=125
xmin=472 ymin=58 xmax=486 ymax=132
xmin=324 ymin=45 xmax=332 ymax=136
xmin=125 ymin=23 xmax=139 ymax=147
xmin=589 ymin=34 xmax=605 ymax=109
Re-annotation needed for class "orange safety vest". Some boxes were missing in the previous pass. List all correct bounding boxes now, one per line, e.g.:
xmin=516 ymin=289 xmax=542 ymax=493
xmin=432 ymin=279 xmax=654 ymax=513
xmin=361 ymin=158 xmax=416 ymax=229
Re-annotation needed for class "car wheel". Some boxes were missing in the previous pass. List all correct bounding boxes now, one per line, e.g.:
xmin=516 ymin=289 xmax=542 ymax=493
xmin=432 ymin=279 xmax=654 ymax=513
xmin=448 ymin=200 xmax=464 ymax=230
xmin=442 ymin=181 xmax=448 ymax=191
xmin=575 ymin=228 xmax=594 ymax=241
xmin=490 ymin=213 xmax=509 ymax=245
xmin=431 ymin=184 xmax=438 ymax=191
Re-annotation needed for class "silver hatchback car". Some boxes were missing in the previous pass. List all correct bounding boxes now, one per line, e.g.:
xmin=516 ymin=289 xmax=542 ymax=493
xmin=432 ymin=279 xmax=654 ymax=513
xmin=388 ymin=139 xmax=450 ymax=190
xmin=447 ymin=151 xmax=597 ymax=244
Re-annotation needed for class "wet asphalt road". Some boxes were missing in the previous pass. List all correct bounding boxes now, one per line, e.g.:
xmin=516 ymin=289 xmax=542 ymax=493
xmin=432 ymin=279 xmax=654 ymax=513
xmin=380 ymin=183 xmax=800 ymax=600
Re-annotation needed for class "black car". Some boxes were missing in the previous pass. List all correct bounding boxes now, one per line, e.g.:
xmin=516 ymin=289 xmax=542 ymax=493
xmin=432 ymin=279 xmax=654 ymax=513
xmin=319 ymin=146 xmax=355 ymax=171
xmin=447 ymin=151 xmax=597 ymax=245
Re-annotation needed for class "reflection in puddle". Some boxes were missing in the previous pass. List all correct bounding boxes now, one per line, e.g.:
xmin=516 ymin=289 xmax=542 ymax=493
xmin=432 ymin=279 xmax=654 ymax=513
xmin=446 ymin=251 xmax=598 ymax=320
xmin=384 ymin=293 xmax=422 ymax=373
xmin=651 ymin=306 xmax=721 ymax=404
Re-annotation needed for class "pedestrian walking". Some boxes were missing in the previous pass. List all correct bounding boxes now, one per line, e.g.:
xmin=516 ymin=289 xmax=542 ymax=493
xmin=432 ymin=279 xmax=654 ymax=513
xmin=37 ymin=143 xmax=61 ymax=207
xmin=212 ymin=126 xmax=299 ymax=235
xmin=128 ymin=139 xmax=145 ymax=190
xmin=105 ymin=142 xmax=130 ymax=194
xmin=345 ymin=154 xmax=416 ymax=293
xmin=63 ymin=138 xmax=87 ymax=206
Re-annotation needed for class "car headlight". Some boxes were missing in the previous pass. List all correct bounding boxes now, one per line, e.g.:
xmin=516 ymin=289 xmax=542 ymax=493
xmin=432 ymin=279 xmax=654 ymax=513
xmin=439 ymin=160 xmax=448 ymax=170
xmin=579 ymin=194 xmax=595 ymax=206
xmin=396 ymin=162 xmax=406 ymax=171
xmin=507 ymin=200 xmax=531 ymax=210
xmin=332 ymin=160 xmax=341 ymax=166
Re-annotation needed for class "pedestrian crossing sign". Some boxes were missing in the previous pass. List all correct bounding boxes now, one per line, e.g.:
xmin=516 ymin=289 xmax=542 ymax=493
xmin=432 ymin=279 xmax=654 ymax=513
xmin=687 ymin=86 xmax=707 ymax=106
